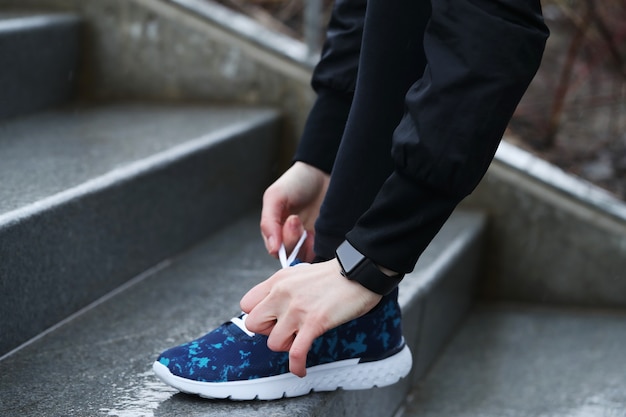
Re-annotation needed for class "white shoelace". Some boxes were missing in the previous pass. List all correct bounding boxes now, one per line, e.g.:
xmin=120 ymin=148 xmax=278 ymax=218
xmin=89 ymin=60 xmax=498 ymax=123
xmin=278 ymin=230 xmax=307 ymax=269
xmin=230 ymin=314 xmax=255 ymax=337
xmin=231 ymin=231 xmax=308 ymax=336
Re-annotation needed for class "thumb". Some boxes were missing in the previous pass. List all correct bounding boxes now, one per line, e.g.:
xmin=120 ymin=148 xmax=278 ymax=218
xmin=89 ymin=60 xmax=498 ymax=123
xmin=282 ymin=215 xmax=306 ymax=257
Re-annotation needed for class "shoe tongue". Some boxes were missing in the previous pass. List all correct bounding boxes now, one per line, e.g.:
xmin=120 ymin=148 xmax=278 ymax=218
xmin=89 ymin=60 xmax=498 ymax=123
xmin=230 ymin=314 xmax=255 ymax=337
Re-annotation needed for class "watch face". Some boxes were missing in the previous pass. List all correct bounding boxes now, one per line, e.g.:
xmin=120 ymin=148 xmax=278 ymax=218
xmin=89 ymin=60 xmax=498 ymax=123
xmin=336 ymin=241 xmax=364 ymax=273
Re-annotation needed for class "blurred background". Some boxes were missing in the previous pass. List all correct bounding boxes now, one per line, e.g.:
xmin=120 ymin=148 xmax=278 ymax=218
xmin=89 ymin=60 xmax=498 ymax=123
xmin=215 ymin=0 xmax=626 ymax=201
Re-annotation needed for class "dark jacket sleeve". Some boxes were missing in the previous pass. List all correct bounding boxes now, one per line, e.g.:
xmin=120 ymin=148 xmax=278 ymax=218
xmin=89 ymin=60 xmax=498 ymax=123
xmin=293 ymin=0 xmax=366 ymax=174
xmin=347 ymin=0 xmax=549 ymax=273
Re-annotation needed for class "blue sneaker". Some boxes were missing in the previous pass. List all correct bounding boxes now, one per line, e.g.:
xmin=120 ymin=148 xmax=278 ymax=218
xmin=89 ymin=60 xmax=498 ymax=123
xmin=152 ymin=237 xmax=412 ymax=400
xmin=153 ymin=291 xmax=411 ymax=400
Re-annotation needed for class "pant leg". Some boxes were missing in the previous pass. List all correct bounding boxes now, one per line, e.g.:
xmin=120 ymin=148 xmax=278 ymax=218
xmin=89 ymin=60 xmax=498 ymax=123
xmin=314 ymin=0 xmax=432 ymax=260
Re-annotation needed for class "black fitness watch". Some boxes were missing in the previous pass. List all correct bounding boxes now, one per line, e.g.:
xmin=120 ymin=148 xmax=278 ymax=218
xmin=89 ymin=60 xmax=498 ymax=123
xmin=335 ymin=240 xmax=404 ymax=296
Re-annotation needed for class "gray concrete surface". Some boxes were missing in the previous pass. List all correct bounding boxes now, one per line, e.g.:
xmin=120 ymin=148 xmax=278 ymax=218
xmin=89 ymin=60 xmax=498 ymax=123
xmin=0 ymin=210 xmax=485 ymax=417
xmin=0 ymin=12 xmax=80 ymax=120
xmin=0 ymin=0 xmax=316 ymax=163
xmin=407 ymin=221 xmax=484 ymax=386
xmin=0 ymin=103 xmax=277 ymax=214
xmin=0 ymin=103 xmax=281 ymax=356
xmin=462 ymin=142 xmax=626 ymax=308
xmin=402 ymin=304 xmax=626 ymax=417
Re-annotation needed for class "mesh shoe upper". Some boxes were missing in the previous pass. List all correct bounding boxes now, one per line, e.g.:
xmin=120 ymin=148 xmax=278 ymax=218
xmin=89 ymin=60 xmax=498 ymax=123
xmin=156 ymin=288 xmax=404 ymax=383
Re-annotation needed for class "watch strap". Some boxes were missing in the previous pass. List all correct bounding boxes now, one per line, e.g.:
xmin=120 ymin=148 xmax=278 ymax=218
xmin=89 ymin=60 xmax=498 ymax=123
xmin=336 ymin=240 xmax=404 ymax=296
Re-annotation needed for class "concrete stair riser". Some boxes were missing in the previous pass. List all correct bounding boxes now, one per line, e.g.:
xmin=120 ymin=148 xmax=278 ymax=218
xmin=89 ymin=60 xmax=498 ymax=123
xmin=0 ymin=108 xmax=281 ymax=356
xmin=462 ymin=142 xmax=626 ymax=308
xmin=0 ymin=13 xmax=80 ymax=120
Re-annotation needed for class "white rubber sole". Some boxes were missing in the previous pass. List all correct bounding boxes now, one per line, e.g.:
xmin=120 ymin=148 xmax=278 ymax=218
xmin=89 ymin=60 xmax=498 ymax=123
xmin=153 ymin=344 xmax=412 ymax=400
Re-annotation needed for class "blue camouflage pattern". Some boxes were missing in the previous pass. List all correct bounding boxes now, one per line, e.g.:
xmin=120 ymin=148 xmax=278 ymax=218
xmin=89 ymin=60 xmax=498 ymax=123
xmin=156 ymin=288 xmax=404 ymax=382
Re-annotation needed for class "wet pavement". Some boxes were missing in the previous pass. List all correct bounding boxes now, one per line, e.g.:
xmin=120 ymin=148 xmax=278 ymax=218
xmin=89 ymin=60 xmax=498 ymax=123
xmin=402 ymin=304 xmax=626 ymax=417
xmin=0 ymin=214 xmax=334 ymax=416
xmin=0 ymin=210 xmax=485 ymax=417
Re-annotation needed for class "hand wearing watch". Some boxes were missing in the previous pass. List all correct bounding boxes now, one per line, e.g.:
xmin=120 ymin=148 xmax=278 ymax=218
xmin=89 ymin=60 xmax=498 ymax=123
xmin=335 ymin=240 xmax=404 ymax=296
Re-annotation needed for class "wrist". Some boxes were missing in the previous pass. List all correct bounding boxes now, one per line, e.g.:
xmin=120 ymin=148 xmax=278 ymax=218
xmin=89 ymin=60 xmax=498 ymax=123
xmin=376 ymin=264 xmax=398 ymax=277
xmin=335 ymin=240 xmax=404 ymax=296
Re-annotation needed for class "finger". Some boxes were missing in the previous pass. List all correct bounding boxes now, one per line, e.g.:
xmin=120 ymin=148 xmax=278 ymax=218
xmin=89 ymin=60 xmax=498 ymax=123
xmin=266 ymin=315 xmax=299 ymax=352
xmin=243 ymin=293 xmax=281 ymax=335
xmin=260 ymin=217 xmax=282 ymax=256
xmin=239 ymin=279 xmax=272 ymax=314
xmin=260 ymin=189 xmax=286 ymax=256
xmin=289 ymin=326 xmax=319 ymax=377
xmin=244 ymin=312 xmax=276 ymax=336
xmin=282 ymin=215 xmax=305 ymax=257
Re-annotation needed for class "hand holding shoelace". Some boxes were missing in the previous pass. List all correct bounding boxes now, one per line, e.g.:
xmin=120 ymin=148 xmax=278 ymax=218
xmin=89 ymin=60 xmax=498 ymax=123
xmin=260 ymin=161 xmax=329 ymax=263
xmin=254 ymin=161 xmax=381 ymax=377
xmin=240 ymin=238 xmax=382 ymax=378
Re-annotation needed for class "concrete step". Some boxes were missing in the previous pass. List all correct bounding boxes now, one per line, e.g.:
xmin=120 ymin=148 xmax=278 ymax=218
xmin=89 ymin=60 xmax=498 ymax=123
xmin=0 ymin=12 xmax=81 ymax=120
xmin=0 ymin=102 xmax=281 ymax=356
xmin=400 ymin=303 xmax=626 ymax=417
xmin=0 ymin=209 xmax=485 ymax=417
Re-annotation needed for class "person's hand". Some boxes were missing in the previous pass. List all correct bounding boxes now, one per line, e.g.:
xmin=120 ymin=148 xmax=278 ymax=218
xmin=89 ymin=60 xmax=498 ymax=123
xmin=240 ymin=260 xmax=382 ymax=377
xmin=261 ymin=162 xmax=329 ymax=263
